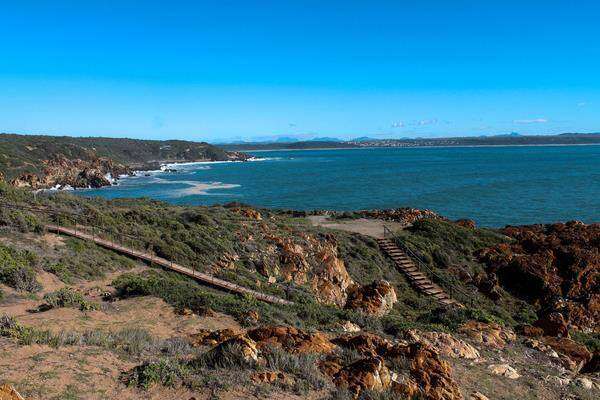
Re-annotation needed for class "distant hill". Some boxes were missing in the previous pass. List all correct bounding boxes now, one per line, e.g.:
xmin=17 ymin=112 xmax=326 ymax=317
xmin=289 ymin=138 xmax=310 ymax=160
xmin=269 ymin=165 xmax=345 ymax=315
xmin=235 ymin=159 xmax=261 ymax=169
xmin=222 ymin=133 xmax=600 ymax=151
xmin=0 ymin=133 xmax=248 ymax=186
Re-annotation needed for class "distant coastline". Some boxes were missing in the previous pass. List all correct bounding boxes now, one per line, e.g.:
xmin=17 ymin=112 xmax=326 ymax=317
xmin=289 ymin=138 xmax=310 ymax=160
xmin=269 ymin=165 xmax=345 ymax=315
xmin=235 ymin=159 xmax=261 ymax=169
xmin=240 ymin=142 xmax=600 ymax=153
xmin=221 ymin=132 xmax=600 ymax=152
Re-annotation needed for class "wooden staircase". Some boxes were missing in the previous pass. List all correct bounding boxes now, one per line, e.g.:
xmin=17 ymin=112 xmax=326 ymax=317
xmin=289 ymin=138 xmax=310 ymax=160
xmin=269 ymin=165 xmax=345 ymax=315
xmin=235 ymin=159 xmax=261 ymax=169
xmin=377 ymin=238 xmax=462 ymax=307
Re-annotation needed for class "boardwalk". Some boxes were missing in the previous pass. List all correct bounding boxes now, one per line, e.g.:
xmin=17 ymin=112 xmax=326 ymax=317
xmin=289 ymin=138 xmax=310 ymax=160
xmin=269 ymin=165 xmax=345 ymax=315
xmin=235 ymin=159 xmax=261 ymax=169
xmin=45 ymin=224 xmax=294 ymax=306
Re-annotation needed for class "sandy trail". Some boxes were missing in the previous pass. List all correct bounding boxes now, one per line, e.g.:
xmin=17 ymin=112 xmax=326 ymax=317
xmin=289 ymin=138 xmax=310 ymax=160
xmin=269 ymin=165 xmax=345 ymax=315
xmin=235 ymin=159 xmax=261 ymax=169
xmin=308 ymin=215 xmax=405 ymax=238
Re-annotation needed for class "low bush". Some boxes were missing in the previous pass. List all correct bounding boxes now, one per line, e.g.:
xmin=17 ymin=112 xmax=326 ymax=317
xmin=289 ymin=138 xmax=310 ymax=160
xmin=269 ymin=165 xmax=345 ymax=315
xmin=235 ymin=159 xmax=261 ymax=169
xmin=42 ymin=287 xmax=99 ymax=311
xmin=126 ymin=359 xmax=189 ymax=389
xmin=0 ymin=244 xmax=40 ymax=292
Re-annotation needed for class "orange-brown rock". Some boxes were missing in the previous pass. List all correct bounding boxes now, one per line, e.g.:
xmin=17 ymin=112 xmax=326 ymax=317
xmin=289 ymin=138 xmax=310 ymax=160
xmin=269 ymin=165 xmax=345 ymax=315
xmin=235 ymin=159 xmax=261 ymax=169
xmin=318 ymin=358 xmax=344 ymax=378
xmin=457 ymin=321 xmax=516 ymax=349
xmin=10 ymin=155 xmax=131 ymax=189
xmin=243 ymin=310 xmax=260 ymax=325
xmin=406 ymin=330 xmax=480 ymax=360
xmin=251 ymin=371 xmax=292 ymax=385
xmin=205 ymin=335 xmax=259 ymax=364
xmin=542 ymin=336 xmax=592 ymax=372
xmin=333 ymin=356 xmax=392 ymax=395
xmin=263 ymin=233 xmax=355 ymax=307
xmin=189 ymin=328 xmax=240 ymax=347
xmin=517 ymin=324 xmax=544 ymax=338
xmin=310 ymin=239 xmax=355 ymax=307
xmin=391 ymin=375 xmax=421 ymax=398
xmin=246 ymin=326 xmax=336 ymax=354
xmin=331 ymin=333 xmax=394 ymax=357
xmin=477 ymin=222 xmax=599 ymax=333
xmin=345 ymin=280 xmax=397 ymax=316
xmin=455 ymin=219 xmax=476 ymax=229
xmin=0 ymin=384 xmax=25 ymax=400
xmin=406 ymin=342 xmax=464 ymax=400
xmin=534 ymin=312 xmax=570 ymax=337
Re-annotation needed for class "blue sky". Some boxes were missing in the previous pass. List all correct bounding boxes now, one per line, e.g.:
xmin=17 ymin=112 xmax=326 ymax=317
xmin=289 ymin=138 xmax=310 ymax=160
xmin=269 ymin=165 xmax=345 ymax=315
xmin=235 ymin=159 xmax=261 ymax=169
xmin=1 ymin=1 xmax=599 ymax=141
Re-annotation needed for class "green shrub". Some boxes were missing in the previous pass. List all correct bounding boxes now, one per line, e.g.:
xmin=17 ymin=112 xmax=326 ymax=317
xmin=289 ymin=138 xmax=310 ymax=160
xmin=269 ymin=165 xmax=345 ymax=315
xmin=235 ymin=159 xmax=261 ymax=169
xmin=126 ymin=359 xmax=189 ymax=389
xmin=572 ymin=331 xmax=600 ymax=353
xmin=42 ymin=287 xmax=99 ymax=311
xmin=0 ymin=244 xmax=40 ymax=292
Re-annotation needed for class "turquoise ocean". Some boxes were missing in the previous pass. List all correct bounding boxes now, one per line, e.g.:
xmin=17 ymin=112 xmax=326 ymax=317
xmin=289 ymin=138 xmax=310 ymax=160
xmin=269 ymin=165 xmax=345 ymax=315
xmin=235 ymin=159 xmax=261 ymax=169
xmin=77 ymin=145 xmax=599 ymax=227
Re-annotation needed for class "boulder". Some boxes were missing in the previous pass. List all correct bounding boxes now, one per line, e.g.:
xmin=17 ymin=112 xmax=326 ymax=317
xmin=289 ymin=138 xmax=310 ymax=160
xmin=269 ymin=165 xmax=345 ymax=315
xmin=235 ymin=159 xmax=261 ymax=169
xmin=246 ymin=326 xmax=336 ymax=354
xmin=406 ymin=330 xmax=480 ymax=360
xmin=345 ymin=280 xmax=398 ymax=316
xmin=189 ymin=328 xmax=240 ymax=347
xmin=487 ymin=364 xmax=520 ymax=379
xmin=407 ymin=343 xmax=464 ymax=400
xmin=470 ymin=392 xmax=489 ymax=400
xmin=458 ymin=321 xmax=516 ymax=349
xmin=205 ymin=336 xmax=259 ymax=365
xmin=542 ymin=336 xmax=592 ymax=372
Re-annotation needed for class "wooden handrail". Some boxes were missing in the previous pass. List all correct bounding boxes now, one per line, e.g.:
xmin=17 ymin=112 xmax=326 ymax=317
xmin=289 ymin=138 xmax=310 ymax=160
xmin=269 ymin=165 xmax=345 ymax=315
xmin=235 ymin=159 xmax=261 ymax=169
xmin=45 ymin=224 xmax=294 ymax=306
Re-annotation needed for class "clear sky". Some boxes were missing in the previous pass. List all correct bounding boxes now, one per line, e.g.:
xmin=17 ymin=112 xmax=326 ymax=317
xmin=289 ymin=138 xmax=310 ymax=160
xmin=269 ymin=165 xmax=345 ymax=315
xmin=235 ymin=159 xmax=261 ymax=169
xmin=1 ymin=1 xmax=599 ymax=141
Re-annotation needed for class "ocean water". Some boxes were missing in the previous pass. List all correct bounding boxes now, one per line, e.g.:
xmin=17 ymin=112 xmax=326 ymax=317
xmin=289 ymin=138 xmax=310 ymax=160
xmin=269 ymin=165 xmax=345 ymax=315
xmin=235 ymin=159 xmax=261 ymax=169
xmin=77 ymin=146 xmax=600 ymax=227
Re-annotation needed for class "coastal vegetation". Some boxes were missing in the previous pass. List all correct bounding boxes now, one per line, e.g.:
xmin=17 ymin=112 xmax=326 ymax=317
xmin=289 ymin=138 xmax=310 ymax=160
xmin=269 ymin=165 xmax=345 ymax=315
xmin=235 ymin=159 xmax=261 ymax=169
xmin=0 ymin=180 xmax=598 ymax=399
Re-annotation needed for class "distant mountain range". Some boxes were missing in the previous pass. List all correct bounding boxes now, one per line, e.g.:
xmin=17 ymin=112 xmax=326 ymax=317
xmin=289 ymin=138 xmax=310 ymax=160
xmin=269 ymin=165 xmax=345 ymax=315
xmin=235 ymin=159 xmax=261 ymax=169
xmin=220 ymin=132 xmax=600 ymax=151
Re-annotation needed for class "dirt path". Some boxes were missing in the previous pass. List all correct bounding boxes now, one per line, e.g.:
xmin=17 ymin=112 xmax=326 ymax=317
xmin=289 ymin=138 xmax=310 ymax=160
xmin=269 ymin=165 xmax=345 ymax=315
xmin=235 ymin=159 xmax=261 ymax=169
xmin=308 ymin=215 xmax=405 ymax=238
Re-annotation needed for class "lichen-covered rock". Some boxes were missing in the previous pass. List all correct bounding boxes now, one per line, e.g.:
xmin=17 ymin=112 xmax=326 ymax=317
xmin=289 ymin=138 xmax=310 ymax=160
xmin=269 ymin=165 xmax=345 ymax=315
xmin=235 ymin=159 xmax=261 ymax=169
xmin=345 ymin=280 xmax=397 ymax=316
xmin=458 ymin=321 xmax=516 ymax=349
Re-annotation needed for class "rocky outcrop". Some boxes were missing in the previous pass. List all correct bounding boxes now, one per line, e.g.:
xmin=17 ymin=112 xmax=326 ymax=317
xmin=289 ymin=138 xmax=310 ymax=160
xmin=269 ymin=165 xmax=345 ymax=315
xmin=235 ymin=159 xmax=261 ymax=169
xmin=258 ymin=232 xmax=356 ymax=307
xmin=344 ymin=280 xmax=397 ymax=316
xmin=457 ymin=321 xmax=516 ymax=349
xmin=310 ymin=240 xmax=355 ymax=307
xmin=333 ymin=332 xmax=463 ymax=399
xmin=477 ymin=221 xmax=599 ymax=333
xmin=10 ymin=155 xmax=131 ymax=189
xmin=246 ymin=326 xmax=336 ymax=354
xmin=344 ymin=207 xmax=444 ymax=226
xmin=542 ymin=336 xmax=592 ymax=372
xmin=333 ymin=356 xmax=392 ymax=395
xmin=203 ymin=336 xmax=259 ymax=365
xmin=189 ymin=328 xmax=241 ymax=347
xmin=405 ymin=330 xmax=480 ymax=360
xmin=0 ymin=384 xmax=25 ymax=400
